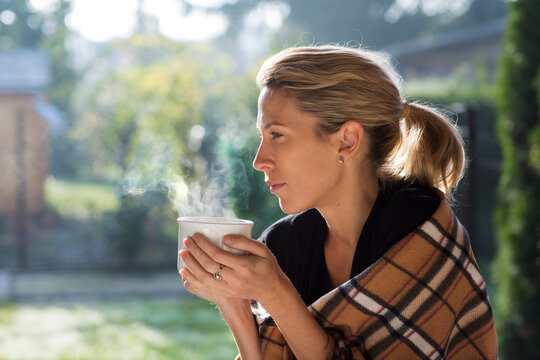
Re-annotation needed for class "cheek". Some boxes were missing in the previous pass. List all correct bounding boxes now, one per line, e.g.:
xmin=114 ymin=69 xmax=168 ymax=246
xmin=296 ymin=152 xmax=337 ymax=187
xmin=279 ymin=138 xmax=336 ymax=184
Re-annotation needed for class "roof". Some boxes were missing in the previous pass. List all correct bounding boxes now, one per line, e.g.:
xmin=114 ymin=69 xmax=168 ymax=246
xmin=0 ymin=49 xmax=50 ymax=93
xmin=33 ymin=97 xmax=66 ymax=135
xmin=386 ymin=18 xmax=506 ymax=59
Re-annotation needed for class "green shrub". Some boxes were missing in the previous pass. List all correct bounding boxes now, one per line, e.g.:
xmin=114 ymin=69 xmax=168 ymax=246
xmin=104 ymin=186 xmax=178 ymax=269
xmin=492 ymin=0 xmax=540 ymax=358
xmin=106 ymin=193 xmax=149 ymax=268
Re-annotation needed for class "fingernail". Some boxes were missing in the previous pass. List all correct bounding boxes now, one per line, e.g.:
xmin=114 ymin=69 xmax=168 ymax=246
xmin=224 ymin=236 xmax=233 ymax=245
xmin=183 ymin=238 xmax=191 ymax=248
xmin=192 ymin=234 xmax=200 ymax=242
xmin=179 ymin=250 xmax=187 ymax=259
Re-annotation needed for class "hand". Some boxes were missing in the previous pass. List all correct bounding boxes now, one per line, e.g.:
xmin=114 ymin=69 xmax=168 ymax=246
xmin=179 ymin=236 xmax=233 ymax=305
xmin=179 ymin=233 xmax=289 ymax=306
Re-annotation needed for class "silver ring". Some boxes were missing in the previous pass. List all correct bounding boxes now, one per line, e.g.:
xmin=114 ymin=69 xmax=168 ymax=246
xmin=214 ymin=264 xmax=224 ymax=280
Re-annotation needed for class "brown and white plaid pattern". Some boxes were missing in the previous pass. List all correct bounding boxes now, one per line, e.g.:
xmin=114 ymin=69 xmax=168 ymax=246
xmin=250 ymin=191 xmax=498 ymax=359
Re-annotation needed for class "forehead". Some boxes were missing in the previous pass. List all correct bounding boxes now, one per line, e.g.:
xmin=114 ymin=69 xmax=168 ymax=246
xmin=257 ymin=88 xmax=304 ymax=128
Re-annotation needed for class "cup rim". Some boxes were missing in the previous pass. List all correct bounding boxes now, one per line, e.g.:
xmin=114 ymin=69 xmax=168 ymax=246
xmin=177 ymin=216 xmax=253 ymax=225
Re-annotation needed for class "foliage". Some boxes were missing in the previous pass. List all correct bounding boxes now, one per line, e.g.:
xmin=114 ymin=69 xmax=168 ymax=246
xmin=72 ymin=35 xmax=200 ymax=181
xmin=206 ymin=0 xmax=507 ymax=48
xmin=38 ymin=0 xmax=75 ymax=115
xmin=38 ymin=0 xmax=79 ymax=179
xmin=403 ymin=61 xmax=496 ymax=103
xmin=0 ymin=297 xmax=237 ymax=359
xmin=0 ymin=0 xmax=76 ymax=110
xmin=45 ymin=177 xmax=179 ymax=269
xmin=447 ymin=0 xmax=507 ymax=28
xmin=492 ymin=0 xmax=540 ymax=358
xmin=105 ymin=193 xmax=149 ymax=268
xmin=104 ymin=187 xmax=177 ymax=269
xmin=0 ymin=0 xmax=44 ymax=48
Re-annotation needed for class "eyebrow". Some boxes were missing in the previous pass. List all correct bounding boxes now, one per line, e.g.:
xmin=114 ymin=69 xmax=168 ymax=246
xmin=263 ymin=122 xmax=286 ymax=130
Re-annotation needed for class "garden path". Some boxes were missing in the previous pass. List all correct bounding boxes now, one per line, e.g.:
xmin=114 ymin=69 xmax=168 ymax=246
xmin=0 ymin=269 xmax=187 ymax=303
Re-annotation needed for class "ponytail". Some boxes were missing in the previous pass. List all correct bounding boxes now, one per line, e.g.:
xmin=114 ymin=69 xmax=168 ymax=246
xmin=381 ymin=101 xmax=465 ymax=198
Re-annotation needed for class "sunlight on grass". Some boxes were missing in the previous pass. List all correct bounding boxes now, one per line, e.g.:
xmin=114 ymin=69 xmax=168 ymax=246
xmin=0 ymin=297 xmax=237 ymax=360
xmin=45 ymin=177 xmax=120 ymax=219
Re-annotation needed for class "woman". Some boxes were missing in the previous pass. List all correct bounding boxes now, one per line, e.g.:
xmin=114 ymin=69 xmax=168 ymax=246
xmin=179 ymin=45 xmax=498 ymax=359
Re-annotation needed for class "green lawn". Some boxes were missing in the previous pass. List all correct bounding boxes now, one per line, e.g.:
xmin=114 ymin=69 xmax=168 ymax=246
xmin=0 ymin=297 xmax=237 ymax=360
xmin=45 ymin=177 xmax=119 ymax=220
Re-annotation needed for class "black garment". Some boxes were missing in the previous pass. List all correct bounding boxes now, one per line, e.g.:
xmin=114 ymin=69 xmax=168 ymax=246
xmin=260 ymin=182 xmax=440 ymax=306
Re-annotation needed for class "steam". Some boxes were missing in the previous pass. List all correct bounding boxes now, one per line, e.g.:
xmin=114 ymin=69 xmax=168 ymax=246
xmin=119 ymin=164 xmax=237 ymax=219
xmin=167 ymin=174 xmax=236 ymax=218
xmin=117 ymin=123 xmax=248 ymax=219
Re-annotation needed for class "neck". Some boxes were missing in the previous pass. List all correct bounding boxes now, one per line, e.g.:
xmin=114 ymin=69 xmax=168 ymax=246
xmin=318 ymin=170 xmax=379 ymax=252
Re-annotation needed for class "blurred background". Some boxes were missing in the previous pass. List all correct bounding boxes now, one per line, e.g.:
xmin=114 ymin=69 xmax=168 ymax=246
xmin=0 ymin=0 xmax=538 ymax=359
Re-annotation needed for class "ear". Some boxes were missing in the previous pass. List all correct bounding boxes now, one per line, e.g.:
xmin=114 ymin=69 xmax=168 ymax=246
xmin=337 ymin=120 xmax=365 ymax=160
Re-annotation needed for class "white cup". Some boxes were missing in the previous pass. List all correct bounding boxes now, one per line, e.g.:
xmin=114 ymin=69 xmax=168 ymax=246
xmin=177 ymin=216 xmax=254 ymax=272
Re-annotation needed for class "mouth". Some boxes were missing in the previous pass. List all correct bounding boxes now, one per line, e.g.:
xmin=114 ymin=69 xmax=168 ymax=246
xmin=266 ymin=181 xmax=286 ymax=193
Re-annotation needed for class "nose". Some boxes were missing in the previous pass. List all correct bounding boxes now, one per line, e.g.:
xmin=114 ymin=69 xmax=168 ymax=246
xmin=252 ymin=140 xmax=274 ymax=172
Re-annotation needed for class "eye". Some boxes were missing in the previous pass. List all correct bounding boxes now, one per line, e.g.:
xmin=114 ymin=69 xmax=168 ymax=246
xmin=270 ymin=131 xmax=283 ymax=139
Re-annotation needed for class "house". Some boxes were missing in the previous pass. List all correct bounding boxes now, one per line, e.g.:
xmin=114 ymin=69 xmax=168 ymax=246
xmin=387 ymin=18 xmax=505 ymax=81
xmin=0 ymin=49 xmax=58 ymax=214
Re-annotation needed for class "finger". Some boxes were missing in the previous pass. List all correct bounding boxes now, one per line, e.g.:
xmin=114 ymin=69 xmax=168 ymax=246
xmin=180 ymin=249 xmax=229 ymax=288
xmin=191 ymin=233 xmax=243 ymax=267
xmin=179 ymin=267 xmax=189 ymax=281
xmin=180 ymin=266 xmax=236 ymax=302
xmin=179 ymin=267 xmax=192 ymax=289
xmin=179 ymin=249 xmax=213 ymax=281
xmin=179 ymin=254 xmax=234 ymax=300
xmin=222 ymin=234 xmax=269 ymax=257
xmin=184 ymin=237 xmax=221 ymax=274
xmin=179 ymin=266 xmax=206 ymax=295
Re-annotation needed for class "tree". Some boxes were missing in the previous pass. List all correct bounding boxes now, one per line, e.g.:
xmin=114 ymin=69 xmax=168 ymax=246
xmin=0 ymin=0 xmax=42 ymax=48
xmin=71 ymin=34 xmax=240 ymax=189
xmin=71 ymin=34 xmax=244 ymax=266
xmin=194 ymin=0 xmax=507 ymax=50
xmin=493 ymin=0 xmax=540 ymax=358
xmin=0 ymin=0 xmax=75 ymax=114
xmin=73 ymin=35 xmax=204 ymax=181
xmin=1 ymin=0 xmax=78 ymax=178
xmin=39 ymin=0 xmax=75 ymax=115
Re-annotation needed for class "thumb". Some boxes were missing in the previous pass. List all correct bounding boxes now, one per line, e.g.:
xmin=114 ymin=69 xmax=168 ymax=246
xmin=224 ymin=235 xmax=267 ymax=257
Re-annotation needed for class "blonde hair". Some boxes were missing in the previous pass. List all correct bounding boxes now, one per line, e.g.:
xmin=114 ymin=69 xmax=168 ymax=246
xmin=256 ymin=45 xmax=465 ymax=197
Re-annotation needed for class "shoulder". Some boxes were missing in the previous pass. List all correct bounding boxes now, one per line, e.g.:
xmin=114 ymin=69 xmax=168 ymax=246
xmin=259 ymin=208 xmax=322 ymax=253
xmin=373 ymin=182 xmax=440 ymax=253
xmin=382 ymin=182 xmax=440 ymax=215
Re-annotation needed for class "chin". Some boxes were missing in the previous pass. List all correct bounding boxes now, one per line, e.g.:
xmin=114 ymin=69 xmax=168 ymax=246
xmin=278 ymin=198 xmax=308 ymax=215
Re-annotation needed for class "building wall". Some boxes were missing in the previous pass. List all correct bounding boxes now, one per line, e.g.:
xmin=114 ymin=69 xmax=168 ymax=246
xmin=395 ymin=35 xmax=502 ymax=80
xmin=0 ymin=94 xmax=48 ymax=214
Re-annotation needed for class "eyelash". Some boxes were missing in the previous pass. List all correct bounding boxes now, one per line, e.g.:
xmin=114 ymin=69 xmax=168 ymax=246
xmin=257 ymin=130 xmax=283 ymax=140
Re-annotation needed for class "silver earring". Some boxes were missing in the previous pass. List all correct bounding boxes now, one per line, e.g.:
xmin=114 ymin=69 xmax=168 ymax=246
xmin=338 ymin=156 xmax=345 ymax=164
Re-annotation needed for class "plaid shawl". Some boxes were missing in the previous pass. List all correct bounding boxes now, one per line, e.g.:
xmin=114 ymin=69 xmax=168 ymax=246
xmin=250 ymin=192 xmax=498 ymax=359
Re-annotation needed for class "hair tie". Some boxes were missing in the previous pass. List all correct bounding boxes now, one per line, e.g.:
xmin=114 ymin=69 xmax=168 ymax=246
xmin=401 ymin=100 xmax=410 ymax=119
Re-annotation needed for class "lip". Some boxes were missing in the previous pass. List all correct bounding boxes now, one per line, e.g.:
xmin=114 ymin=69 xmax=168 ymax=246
xmin=266 ymin=181 xmax=286 ymax=193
